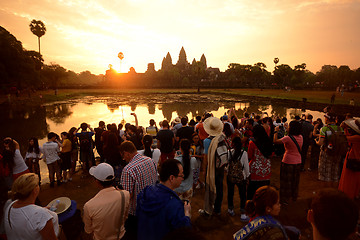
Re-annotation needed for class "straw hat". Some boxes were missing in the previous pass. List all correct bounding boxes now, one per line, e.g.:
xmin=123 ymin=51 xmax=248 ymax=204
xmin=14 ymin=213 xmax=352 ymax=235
xmin=344 ymin=118 xmax=360 ymax=134
xmin=203 ymin=117 xmax=224 ymax=136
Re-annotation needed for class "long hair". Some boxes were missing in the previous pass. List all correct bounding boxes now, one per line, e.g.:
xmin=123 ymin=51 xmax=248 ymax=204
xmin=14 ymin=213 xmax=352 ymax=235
xmin=142 ymin=135 xmax=153 ymax=158
xmin=180 ymin=139 xmax=191 ymax=180
xmin=2 ymin=139 xmax=16 ymax=172
xmin=252 ymin=125 xmax=273 ymax=158
xmin=230 ymin=137 xmax=243 ymax=162
xmin=27 ymin=137 xmax=40 ymax=154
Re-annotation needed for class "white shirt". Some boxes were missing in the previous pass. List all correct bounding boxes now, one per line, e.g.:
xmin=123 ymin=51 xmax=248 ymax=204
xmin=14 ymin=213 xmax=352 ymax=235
xmin=12 ymin=149 xmax=28 ymax=174
xmin=4 ymin=202 xmax=59 ymax=240
xmin=137 ymin=149 xmax=161 ymax=166
xmin=25 ymin=149 xmax=42 ymax=159
xmin=42 ymin=142 xmax=60 ymax=164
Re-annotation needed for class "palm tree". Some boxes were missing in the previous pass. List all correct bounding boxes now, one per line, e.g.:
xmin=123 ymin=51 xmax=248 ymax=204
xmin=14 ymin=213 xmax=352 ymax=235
xmin=29 ymin=20 xmax=46 ymax=55
xmin=118 ymin=52 xmax=124 ymax=72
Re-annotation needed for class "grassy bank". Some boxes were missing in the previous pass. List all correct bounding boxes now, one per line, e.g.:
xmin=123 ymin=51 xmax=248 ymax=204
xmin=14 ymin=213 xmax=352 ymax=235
xmin=1 ymin=88 xmax=359 ymax=106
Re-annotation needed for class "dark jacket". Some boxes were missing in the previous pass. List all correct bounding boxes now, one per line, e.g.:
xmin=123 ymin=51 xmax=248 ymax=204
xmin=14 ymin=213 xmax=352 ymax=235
xmin=136 ymin=183 xmax=191 ymax=240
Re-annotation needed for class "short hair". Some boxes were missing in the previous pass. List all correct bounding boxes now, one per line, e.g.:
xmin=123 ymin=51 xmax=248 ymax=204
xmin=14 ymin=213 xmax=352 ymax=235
xmin=80 ymin=122 xmax=88 ymax=131
xmin=255 ymin=115 xmax=261 ymax=120
xmin=311 ymin=189 xmax=358 ymax=240
xmin=162 ymin=120 xmax=169 ymax=128
xmin=288 ymin=120 xmax=302 ymax=136
xmin=149 ymin=119 xmax=155 ymax=126
xmin=181 ymin=117 xmax=188 ymax=126
xmin=10 ymin=173 xmax=39 ymax=200
xmin=61 ymin=132 xmax=69 ymax=138
xmin=196 ymin=116 xmax=202 ymax=122
xmin=98 ymin=177 xmax=114 ymax=188
xmin=282 ymin=117 xmax=287 ymax=123
xmin=47 ymin=132 xmax=56 ymax=140
xmin=99 ymin=121 xmax=105 ymax=127
xmin=244 ymin=112 xmax=249 ymax=118
xmin=159 ymin=159 xmax=181 ymax=182
xmin=119 ymin=141 xmax=137 ymax=154
xmin=306 ymin=114 xmax=313 ymax=120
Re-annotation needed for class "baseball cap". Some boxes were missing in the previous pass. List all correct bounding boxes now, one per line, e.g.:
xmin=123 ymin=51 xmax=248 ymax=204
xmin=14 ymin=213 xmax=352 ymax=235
xmin=89 ymin=163 xmax=114 ymax=182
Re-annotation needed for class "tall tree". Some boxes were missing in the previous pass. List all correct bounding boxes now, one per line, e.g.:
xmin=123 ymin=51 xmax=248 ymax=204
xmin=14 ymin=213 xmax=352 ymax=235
xmin=29 ymin=20 xmax=46 ymax=55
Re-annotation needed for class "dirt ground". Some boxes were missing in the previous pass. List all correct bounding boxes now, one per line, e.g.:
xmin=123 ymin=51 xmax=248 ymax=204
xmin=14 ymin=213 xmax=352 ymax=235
xmin=38 ymin=153 xmax=359 ymax=240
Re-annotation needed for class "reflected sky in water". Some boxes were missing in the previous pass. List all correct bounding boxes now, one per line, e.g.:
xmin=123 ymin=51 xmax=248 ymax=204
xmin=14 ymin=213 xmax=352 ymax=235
xmin=0 ymin=93 xmax=352 ymax=184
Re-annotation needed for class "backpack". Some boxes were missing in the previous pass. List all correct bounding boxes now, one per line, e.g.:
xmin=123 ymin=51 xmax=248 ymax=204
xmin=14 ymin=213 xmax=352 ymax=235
xmin=79 ymin=133 xmax=91 ymax=152
xmin=325 ymin=126 xmax=348 ymax=157
xmin=233 ymin=215 xmax=288 ymax=240
xmin=228 ymin=150 xmax=245 ymax=183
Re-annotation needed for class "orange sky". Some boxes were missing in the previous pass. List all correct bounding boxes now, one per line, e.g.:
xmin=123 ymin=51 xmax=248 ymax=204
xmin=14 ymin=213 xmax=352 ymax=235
xmin=1 ymin=0 xmax=359 ymax=74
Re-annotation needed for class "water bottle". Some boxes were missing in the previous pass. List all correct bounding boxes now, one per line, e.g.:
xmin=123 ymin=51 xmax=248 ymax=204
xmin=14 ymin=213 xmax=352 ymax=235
xmin=50 ymin=200 xmax=60 ymax=212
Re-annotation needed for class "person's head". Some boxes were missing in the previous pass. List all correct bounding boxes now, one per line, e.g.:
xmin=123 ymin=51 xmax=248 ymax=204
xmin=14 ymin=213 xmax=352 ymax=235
xmin=223 ymin=123 xmax=233 ymax=138
xmin=232 ymin=117 xmax=239 ymax=129
xmin=324 ymin=113 xmax=336 ymax=124
xmin=61 ymin=131 xmax=69 ymax=139
xmin=181 ymin=117 xmax=188 ymax=126
xmin=118 ymin=123 xmax=123 ymax=130
xmin=28 ymin=137 xmax=40 ymax=154
xmin=345 ymin=113 xmax=353 ymax=120
xmin=69 ymin=127 xmax=77 ymax=135
xmin=142 ymin=135 xmax=153 ymax=158
xmin=89 ymin=163 xmax=114 ymax=188
xmin=244 ymin=112 xmax=250 ymax=118
xmin=294 ymin=115 xmax=301 ymax=121
xmin=107 ymin=124 xmax=112 ymax=131
xmin=281 ymin=117 xmax=287 ymax=123
xmin=245 ymin=118 xmax=254 ymax=128
xmin=203 ymin=113 xmax=212 ymax=121
xmin=191 ymin=133 xmax=200 ymax=144
xmin=203 ymin=117 xmax=223 ymax=137
xmin=343 ymin=118 xmax=360 ymax=136
xmin=149 ymin=119 xmax=155 ymax=126
xmin=222 ymin=115 xmax=229 ymax=122
xmin=189 ymin=119 xmax=196 ymax=127
xmin=306 ymin=114 xmax=313 ymax=121
xmin=106 ymin=132 xmax=119 ymax=148
xmin=196 ymin=116 xmax=202 ymax=122
xmin=162 ymin=120 xmax=169 ymax=129
xmin=47 ymin=132 xmax=57 ymax=141
xmin=288 ymin=120 xmax=302 ymax=136
xmin=254 ymin=115 xmax=261 ymax=122
xmin=275 ymin=118 xmax=281 ymax=124
xmin=80 ymin=122 xmax=88 ymax=131
xmin=252 ymin=125 xmax=273 ymax=158
xmin=99 ymin=121 xmax=105 ymax=128
xmin=159 ymin=159 xmax=184 ymax=190
xmin=308 ymin=189 xmax=358 ymax=240
xmin=245 ymin=186 xmax=280 ymax=218
xmin=10 ymin=173 xmax=39 ymax=200
xmin=119 ymin=141 xmax=137 ymax=162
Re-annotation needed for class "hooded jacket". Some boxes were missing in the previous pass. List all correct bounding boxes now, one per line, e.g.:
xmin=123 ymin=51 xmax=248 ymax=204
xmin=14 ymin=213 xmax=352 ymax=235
xmin=136 ymin=183 xmax=191 ymax=240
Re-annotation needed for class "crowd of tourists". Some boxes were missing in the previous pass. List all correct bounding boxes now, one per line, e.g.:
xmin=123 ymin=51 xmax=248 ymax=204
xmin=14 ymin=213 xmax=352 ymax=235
xmin=0 ymin=108 xmax=359 ymax=240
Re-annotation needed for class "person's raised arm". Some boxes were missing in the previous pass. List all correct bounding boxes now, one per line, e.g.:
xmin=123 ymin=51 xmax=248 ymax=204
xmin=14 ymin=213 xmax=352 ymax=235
xmin=131 ymin=113 xmax=138 ymax=127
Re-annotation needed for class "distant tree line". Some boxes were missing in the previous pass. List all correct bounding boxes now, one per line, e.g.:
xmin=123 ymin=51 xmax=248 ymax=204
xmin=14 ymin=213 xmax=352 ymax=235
xmin=105 ymin=47 xmax=360 ymax=91
xmin=1 ymin=25 xmax=359 ymax=92
xmin=0 ymin=26 xmax=103 ymax=93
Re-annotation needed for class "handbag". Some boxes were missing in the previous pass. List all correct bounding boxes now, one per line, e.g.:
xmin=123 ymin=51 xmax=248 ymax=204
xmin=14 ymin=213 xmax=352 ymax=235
xmin=345 ymin=144 xmax=360 ymax=171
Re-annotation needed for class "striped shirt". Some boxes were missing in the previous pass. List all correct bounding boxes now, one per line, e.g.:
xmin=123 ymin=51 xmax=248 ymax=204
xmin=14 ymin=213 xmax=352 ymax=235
xmin=120 ymin=153 xmax=158 ymax=215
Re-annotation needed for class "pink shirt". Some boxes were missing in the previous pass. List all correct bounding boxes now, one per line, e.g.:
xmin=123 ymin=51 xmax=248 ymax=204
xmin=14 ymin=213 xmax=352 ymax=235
xmin=281 ymin=135 xmax=303 ymax=164
xmin=83 ymin=187 xmax=130 ymax=240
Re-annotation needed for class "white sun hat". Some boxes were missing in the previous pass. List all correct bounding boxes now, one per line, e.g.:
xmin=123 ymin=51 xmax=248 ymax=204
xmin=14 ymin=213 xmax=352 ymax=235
xmin=203 ymin=117 xmax=224 ymax=136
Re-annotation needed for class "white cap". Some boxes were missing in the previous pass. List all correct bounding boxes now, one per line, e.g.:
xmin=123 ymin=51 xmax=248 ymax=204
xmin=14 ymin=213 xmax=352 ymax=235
xmin=89 ymin=163 xmax=114 ymax=182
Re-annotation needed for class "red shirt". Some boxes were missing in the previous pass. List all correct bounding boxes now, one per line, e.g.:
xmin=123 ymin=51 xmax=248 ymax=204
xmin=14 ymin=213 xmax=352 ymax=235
xmin=248 ymin=141 xmax=271 ymax=181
